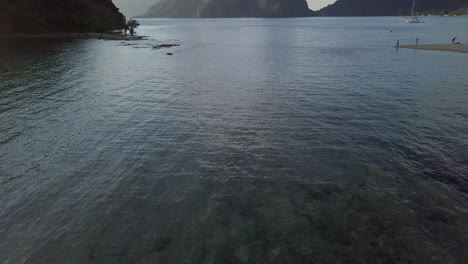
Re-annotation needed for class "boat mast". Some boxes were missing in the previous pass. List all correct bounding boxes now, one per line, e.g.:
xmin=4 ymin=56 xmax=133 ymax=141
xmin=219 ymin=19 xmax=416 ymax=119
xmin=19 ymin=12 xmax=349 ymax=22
xmin=411 ymin=0 xmax=416 ymax=17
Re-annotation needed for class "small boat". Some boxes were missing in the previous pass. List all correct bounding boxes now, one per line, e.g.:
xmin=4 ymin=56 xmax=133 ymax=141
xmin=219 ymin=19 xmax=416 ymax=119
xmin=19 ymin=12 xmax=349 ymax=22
xmin=406 ymin=17 xmax=421 ymax=23
xmin=405 ymin=0 xmax=421 ymax=23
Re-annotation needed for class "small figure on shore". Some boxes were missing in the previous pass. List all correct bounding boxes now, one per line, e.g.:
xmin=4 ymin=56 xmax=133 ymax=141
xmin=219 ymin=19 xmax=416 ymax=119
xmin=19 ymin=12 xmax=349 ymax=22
xmin=397 ymin=40 xmax=400 ymax=48
xmin=452 ymin=37 xmax=461 ymax=44
xmin=416 ymin=38 xmax=419 ymax=45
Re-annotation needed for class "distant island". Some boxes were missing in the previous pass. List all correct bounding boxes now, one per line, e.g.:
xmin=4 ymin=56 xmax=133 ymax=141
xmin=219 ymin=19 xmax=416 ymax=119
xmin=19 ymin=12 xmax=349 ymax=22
xmin=0 ymin=0 xmax=126 ymax=34
xmin=1 ymin=0 xmax=466 ymax=35
xmin=141 ymin=0 xmax=314 ymax=18
xmin=140 ymin=0 xmax=468 ymax=18
xmin=318 ymin=0 xmax=468 ymax=16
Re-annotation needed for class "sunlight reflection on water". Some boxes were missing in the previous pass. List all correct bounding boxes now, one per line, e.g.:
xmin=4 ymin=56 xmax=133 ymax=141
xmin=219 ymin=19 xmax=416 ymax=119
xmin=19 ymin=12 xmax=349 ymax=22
xmin=0 ymin=17 xmax=467 ymax=263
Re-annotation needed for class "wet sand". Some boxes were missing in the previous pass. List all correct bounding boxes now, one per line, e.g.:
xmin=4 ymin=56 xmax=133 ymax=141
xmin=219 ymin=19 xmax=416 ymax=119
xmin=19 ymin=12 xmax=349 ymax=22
xmin=398 ymin=43 xmax=468 ymax=54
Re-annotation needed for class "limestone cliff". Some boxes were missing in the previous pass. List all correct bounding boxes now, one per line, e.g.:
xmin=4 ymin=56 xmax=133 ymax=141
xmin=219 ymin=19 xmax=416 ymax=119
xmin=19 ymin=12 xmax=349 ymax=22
xmin=318 ymin=0 xmax=468 ymax=16
xmin=142 ymin=0 xmax=313 ymax=18
xmin=0 ymin=0 xmax=126 ymax=33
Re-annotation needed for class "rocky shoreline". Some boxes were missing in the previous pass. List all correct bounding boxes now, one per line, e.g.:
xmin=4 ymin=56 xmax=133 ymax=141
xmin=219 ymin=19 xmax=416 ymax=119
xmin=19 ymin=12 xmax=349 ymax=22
xmin=0 ymin=33 xmax=146 ymax=41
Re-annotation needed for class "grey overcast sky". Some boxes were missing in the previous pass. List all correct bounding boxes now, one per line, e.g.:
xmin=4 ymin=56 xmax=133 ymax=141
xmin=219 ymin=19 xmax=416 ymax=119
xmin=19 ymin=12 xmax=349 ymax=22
xmin=307 ymin=0 xmax=335 ymax=11
xmin=113 ymin=0 xmax=155 ymax=17
xmin=114 ymin=0 xmax=336 ymax=17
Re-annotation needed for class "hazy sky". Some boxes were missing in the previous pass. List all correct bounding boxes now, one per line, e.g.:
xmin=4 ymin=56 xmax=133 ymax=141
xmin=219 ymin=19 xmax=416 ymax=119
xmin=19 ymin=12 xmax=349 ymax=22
xmin=114 ymin=0 xmax=155 ymax=17
xmin=307 ymin=0 xmax=335 ymax=11
xmin=114 ymin=0 xmax=336 ymax=17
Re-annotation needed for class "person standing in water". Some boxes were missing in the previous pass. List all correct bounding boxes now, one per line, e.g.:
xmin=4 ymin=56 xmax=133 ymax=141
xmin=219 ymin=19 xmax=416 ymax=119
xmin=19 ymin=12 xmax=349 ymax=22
xmin=452 ymin=37 xmax=457 ymax=44
xmin=416 ymin=38 xmax=419 ymax=45
xmin=397 ymin=40 xmax=400 ymax=48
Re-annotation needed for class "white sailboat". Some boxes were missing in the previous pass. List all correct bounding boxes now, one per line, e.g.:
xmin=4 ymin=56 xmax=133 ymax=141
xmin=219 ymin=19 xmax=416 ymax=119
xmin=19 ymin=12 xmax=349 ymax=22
xmin=405 ymin=0 xmax=421 ymax=23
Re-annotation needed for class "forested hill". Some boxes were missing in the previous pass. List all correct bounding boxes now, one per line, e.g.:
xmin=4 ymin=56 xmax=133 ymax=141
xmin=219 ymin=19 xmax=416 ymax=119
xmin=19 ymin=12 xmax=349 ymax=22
xmin=317 ymin=0 xmax=468 ymax=16
xmin=0 ymin=0 xmax=126 ymax=33
xmin=142 ymin=0 xmax=314 ymax=18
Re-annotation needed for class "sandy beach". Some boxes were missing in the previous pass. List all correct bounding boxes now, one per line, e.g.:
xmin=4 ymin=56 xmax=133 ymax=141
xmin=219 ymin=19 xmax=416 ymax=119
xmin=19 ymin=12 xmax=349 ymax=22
xmin=399 ymin=43 xmax=468 ymax=54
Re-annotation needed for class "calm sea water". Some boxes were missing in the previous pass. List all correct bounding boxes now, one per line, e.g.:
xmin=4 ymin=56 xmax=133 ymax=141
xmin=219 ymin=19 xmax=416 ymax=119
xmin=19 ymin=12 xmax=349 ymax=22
xmin=1 ymin=17 xmax=468 ymax=263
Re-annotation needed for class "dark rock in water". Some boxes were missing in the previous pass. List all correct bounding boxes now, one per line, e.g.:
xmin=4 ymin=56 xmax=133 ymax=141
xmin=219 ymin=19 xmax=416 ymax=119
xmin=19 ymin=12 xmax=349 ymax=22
xmin=153 ymin=44 xmax=180 ymax=49
xmin=167 ymin=53 xmax=173 ymax=55
xmin=142 ymin=0 xmax=314 ymax=18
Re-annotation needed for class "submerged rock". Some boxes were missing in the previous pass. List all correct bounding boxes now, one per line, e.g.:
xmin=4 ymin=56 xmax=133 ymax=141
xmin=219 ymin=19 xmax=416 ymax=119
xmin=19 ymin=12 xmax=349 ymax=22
xmin=153 ymin=44 xmax=180 ymax=49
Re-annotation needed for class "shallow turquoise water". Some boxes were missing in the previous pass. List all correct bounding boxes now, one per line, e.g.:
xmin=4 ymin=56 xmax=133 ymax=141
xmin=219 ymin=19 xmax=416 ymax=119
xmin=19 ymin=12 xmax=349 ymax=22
xmin=0 ymin=17 xmax=467 ymax=263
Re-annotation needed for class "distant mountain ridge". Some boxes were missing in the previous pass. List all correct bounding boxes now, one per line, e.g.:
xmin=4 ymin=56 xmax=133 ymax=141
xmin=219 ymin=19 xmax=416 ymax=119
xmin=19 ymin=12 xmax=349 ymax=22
xmin=142 ymin=0 xmax=314 ymax=18
xmin=318 ymin=0 xmax=468 ymax=16
xmin=0 ymin=0 xmax=126 ymax=34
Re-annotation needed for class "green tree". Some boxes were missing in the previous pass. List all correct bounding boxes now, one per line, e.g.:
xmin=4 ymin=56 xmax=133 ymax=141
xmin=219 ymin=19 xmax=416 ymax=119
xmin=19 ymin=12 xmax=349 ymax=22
xmin=126 ymin=18 xmax=140 ymax=36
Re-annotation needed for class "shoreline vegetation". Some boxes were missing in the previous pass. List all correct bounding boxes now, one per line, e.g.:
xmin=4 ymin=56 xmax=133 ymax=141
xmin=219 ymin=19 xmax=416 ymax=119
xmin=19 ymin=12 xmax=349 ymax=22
xmin=0 ymin=0 xmax=126 ymax=34
xmin=0 ymin=0 xmax=142 ymax=41
xmin=0 ymin=32 xmax=146 ymax=41
xmin=398 ymin=43 xmax=468 ymax=54
xmin=414 ymin=7 xmax=468 ymax=17
xmin=316 ymin=0 xmax=467 ymax=17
